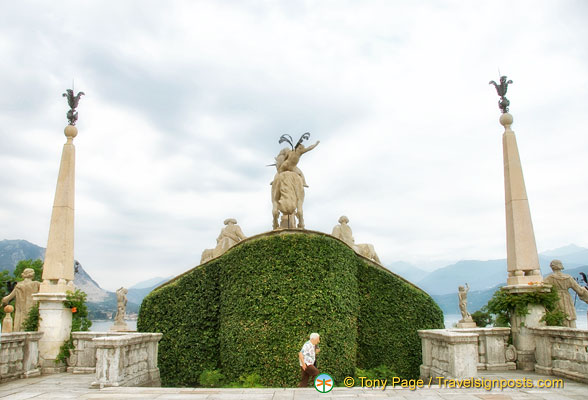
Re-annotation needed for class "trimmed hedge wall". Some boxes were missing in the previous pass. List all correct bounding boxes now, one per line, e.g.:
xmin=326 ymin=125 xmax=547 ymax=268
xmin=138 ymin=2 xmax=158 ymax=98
xmin=138 ymin=231 xmax=443 ymax=387
xmin=138 ymin=263 xmax=220 ymax=387
xmin=357 ymin=262 xmax=444 ymax=377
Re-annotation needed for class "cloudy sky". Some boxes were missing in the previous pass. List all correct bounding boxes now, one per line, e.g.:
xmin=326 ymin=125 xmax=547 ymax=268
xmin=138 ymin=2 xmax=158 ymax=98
xmin=1 ymin=1 xmax=587 ymax=290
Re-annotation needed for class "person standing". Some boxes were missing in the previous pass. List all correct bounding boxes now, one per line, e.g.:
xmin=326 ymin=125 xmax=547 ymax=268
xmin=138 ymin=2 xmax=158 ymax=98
xmin=298 ymin=332 xmax=321 ymax=387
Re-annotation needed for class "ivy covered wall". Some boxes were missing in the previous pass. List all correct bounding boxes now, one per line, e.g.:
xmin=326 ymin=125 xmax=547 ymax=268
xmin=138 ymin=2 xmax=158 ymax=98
xmin=138 ymin=231 xmax=443 ymax=387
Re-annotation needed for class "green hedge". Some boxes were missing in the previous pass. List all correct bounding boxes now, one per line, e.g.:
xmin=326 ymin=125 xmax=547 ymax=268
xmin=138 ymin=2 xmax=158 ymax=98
xmin=138 ymin=263 xmax=220 ymax=386
xmin=357 ymin=262 xmax=444 ymax=378
xmin=138 ymin=231 xmax=443 ymax=387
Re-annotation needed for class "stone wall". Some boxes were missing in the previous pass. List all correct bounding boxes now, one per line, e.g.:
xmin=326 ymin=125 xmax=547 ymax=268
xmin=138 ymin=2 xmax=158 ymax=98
xmin=455 ymin=327 xmax=516 ymax=371
xmin=531 ymin=327 xmax=588 ymax=384
xmin=418 ymin=329 xmax=478 ymax=379
xmin=91 ymin=333 xmax=162 ymax=388
xmin=419 ymin=328 xmax=516 ymax=379
xmin=68 ymin=332 xmax=133 ymax=374
xmin=0 ymin=332 xmax=43 ymax=383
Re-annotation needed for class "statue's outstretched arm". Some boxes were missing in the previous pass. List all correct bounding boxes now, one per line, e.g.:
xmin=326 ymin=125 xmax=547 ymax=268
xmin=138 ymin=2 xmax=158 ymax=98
xmin=2 ymin=289 xmax=16 ymax=305
xmin=571 ymin=279 xmax=588 ymax=302
xmin=302 ymin=140 xmax=320 ymax=154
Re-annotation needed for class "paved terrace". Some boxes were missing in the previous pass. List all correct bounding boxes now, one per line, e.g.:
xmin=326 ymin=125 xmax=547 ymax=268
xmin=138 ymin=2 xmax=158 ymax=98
xmin=0 ymin=371 xmax=586 ymax=399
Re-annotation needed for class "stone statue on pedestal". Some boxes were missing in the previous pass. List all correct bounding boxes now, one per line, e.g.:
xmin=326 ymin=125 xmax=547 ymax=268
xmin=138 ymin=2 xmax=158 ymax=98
xmin=201 ymin=219 xmax=247 ymax=264
xmin=1 ymin=268 xmax=40 ymax=332
xmin=331 ymin=216 xmax=382 ymax=264
xmin=457 ymin=283 xmax=477 ymax=328
xmin=544 ymin=259 xmax=588 ymax=328
xmin=270 ymin=133 xmax=319 ymax=230
xmin=111 ymin=287 xmax=129 ymax=331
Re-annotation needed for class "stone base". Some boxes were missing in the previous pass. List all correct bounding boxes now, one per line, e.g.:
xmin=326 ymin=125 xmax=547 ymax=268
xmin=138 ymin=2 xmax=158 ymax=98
xmin=456 ymin=321 xmax=477 ymax=329
xmin=503 ymin=284 xmax=551 ymax=294
xmin=516 ymin=349 xmax=537 ymax=371
xmin=535 ymin=364 xmax=552 ymax=375
xmin=67 ymin=366 xmax=96 ymax=374
xmin=39 ymin=280 xmax=75 ymax=294
xmin=110 ymin=322 xmax=131 ymax=332
xmin=484 ymin=362 xmax=516 ymax=371
xmin=22 ymin=369 xmax=41 ymax=378
xmin=33 ymin=292 xmax=72 ymax=371
xmin=41 ymin=365 xmax=67 ymax=374
xmin=506 ymin=274 xmax=543 ymax=286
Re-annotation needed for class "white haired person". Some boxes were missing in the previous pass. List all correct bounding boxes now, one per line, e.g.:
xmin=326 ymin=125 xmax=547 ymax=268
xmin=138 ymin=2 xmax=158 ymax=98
xmin=298 ymin=332 xmax=321 ymax=387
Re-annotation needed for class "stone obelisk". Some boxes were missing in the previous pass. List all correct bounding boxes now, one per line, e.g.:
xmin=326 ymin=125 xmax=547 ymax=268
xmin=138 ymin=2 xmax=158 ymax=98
xmin=33 ymin=89 xmax=84 ymax=372
xmin=490 ymin=76 xmax=542 ymax=287
xmin=490 ymin=76 xmax=547 ymax=371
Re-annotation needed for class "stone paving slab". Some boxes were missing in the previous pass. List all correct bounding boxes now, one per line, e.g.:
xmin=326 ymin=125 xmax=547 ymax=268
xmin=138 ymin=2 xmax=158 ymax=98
xmin=0 ymin=371 xmax=586 ymax=399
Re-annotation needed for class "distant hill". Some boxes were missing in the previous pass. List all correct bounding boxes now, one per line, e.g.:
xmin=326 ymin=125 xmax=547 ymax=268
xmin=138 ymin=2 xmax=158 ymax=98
xmin=417 ymin=259 xmax=506 ymax=295
xmin=432 ymin=266 xmax=588 ymax=315
xmin=127 ymin=276 xmax=171 ymax=305
xmin=0 ymin=239 xmax=139 ymax=319
xmin=129 ymin=276 xmax=172 ymax=290
xmin=418 ymin=245 xmax=588 ymax=295
xmin=386 ymin=261 xmax=427 ymax=284
xmin=432 ymin=284 xmax=502 ymax=315
xmin=0 ymin=239 xmax=45 ymax=273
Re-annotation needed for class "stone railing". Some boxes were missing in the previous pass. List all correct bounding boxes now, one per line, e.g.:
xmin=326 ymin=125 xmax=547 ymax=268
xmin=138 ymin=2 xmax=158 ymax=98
xmin=0 ymin=332 xmax=43 ymax=383
xmin=67 ymin=332 xmax=133 ymax=374
xmin=531 ymin=327 xmax=588 ymax=384
xmin=418 ymin=329 xmax=478 ymax=379
xmin=91 ymin=333 xmax=162 ymax=388
xmin=453 ymin=327 xmax=516 ymax=371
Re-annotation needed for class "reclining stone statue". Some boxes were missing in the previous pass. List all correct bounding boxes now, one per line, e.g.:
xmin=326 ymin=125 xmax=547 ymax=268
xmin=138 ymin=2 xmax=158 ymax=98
xmin=201 ymin=218 xmax=247 ymax=264
xmin=331 ymin=216 xmax=381 ymax=264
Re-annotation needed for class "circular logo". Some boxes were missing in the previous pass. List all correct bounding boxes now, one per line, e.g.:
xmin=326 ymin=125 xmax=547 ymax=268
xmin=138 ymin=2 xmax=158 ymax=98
xmin=314 ymin=373 xmax=334 ymax=393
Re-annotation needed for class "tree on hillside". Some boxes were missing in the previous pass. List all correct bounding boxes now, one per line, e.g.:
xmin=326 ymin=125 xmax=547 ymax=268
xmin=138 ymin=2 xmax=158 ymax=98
xmin=13 ymin=259 xmax=43 ymax=282
xmin=0 ymin=269 xmax=11 ymax=298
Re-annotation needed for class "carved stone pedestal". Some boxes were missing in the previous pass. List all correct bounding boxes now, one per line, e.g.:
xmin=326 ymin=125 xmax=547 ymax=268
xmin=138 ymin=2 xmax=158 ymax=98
xmin=33 ymin=292 xmax=72 ymax=373
xmin=110 ymin=321 xmax=131 ymax=332
xmin=504 ymin=285 xmax=550 ymax=371
xmin=457 ymin=321 xmax=477 ymax=329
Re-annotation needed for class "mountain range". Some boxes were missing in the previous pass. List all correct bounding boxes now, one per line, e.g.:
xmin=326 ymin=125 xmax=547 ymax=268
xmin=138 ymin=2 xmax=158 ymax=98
xmin=0 ymin=239 xmax=170 ymax=319
xmin=2 ymin=239 xmax=587 ymax=318
xmin=414 ymin=244 xmax=588 ymax=295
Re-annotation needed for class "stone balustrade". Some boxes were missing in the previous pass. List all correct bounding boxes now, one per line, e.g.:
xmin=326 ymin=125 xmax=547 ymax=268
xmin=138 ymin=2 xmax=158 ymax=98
xmin=531 ymin=326 xmax=588 ymax=384
xmin=67 ymin=332 xmax=133 ymax=374
xmin=91 ymin=333 xmax=162 ymax=388
xmin=454 ymin=327 xmax=516 ymax=371
xmin=418 ymin=329 xmax=478 ymax=379
xmin=0 ymin=332 xmax=43 ymax=383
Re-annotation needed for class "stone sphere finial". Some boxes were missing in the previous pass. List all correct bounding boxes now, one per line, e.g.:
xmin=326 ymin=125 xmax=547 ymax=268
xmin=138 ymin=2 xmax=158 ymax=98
xmin=64 ymin=124 xmax=78 ymax=140
xmin=4 ymin=304 xmax=14 ymax=313
xmin=499 ymin=112 xmax=513 ymax=129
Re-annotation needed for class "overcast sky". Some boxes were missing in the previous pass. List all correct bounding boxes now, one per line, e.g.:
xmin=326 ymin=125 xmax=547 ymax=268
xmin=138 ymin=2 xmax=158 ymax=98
xmin=1 ymin=1 xmax=587 ymax=291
